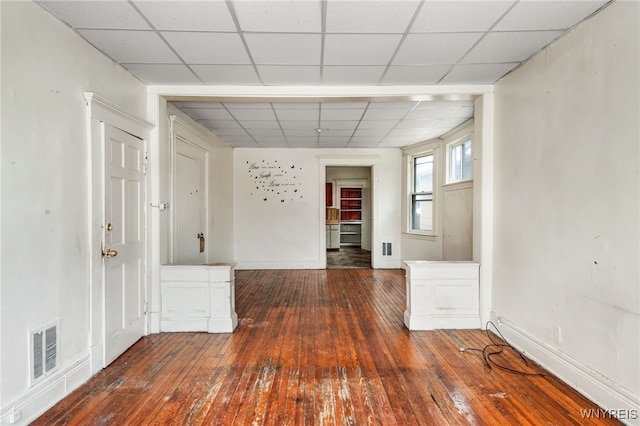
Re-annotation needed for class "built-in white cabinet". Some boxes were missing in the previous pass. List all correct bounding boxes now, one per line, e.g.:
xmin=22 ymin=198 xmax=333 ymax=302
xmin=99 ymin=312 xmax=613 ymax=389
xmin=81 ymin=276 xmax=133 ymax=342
xmin=326 ymin=224 xmax=340 ymax=249
xmin=160 ymin=263 xmax=238 ymax=333
xmin=403 ymin=261 xmax=480 ymax=330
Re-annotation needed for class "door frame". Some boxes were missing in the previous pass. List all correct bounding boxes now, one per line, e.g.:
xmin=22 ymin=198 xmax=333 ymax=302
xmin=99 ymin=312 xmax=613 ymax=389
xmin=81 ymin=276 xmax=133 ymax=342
xmin=168 ymin=114 xmax=211 ymax=264
xmin=318 ymin=156 xmax=380 ymax=268
xmin=84 ymin=93 xmax=154 ymax=373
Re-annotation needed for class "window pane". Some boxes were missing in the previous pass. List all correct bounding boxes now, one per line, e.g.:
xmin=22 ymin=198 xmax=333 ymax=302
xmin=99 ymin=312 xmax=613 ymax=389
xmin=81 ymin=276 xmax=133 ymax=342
xmin=414 ymin=155 xmax=433 ymax=193
xmin=412 ymin=193 xmax=433 ymax=231
xmin=462 ymin=141 xmax=472 ymax=180
xmin=449 ymin=144 xmax=461 ymax=182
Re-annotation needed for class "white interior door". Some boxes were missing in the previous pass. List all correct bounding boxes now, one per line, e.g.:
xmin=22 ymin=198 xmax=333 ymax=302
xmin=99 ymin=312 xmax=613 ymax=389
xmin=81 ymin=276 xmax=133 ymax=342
xmin=174 ymin=138 xmax=207 ymax=264
xmin=103 ymin=124 xmax=145 ymax=366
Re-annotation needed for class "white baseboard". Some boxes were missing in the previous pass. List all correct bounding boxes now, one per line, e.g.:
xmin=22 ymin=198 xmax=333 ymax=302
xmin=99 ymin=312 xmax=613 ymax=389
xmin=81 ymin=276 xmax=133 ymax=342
xmin=404 ymin=310 xmax=480 ymax=330
xmin=235 ymin=260 xmax=324 ymax=270
xmin=0 ymin=355 xmax=91 ymax=426
xmin=491 ymin=313 xmax=640 ymax=426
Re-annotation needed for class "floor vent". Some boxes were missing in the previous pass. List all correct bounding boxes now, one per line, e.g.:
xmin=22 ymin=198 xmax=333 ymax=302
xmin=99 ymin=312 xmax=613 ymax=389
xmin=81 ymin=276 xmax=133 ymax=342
xmin=382 ymin=242 xmax=392 ymax=256
xmin=31 ymin=322 xmax=58 ymax=382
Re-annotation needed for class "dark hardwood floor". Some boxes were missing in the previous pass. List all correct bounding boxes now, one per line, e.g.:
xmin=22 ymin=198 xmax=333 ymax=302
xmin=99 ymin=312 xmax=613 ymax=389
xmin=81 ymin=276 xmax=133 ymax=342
xmin=32 ymin=269 xmax=618 ymax=425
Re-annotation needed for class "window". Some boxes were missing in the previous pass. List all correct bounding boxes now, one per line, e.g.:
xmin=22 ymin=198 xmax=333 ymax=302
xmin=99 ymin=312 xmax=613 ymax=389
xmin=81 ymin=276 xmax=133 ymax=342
xmin=448 ymin=139 xmax=472 ymax=183
xmin=411 ymin=154 xmax=433 ymax=232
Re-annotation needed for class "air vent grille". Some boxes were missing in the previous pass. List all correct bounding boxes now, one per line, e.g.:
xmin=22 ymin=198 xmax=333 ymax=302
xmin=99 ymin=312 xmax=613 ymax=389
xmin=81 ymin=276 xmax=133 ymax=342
xmin=32 ymin=323 xmax=58 ymax=382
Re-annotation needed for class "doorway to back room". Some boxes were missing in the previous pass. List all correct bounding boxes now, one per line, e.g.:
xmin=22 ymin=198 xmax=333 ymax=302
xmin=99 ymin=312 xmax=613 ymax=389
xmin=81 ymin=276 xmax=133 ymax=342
xmin=325 ymin=166 xmax=372 ymax=269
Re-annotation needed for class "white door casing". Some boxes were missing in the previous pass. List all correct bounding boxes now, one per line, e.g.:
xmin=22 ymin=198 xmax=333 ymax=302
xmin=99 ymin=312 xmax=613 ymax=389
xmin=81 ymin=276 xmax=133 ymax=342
xmin=84 ymin=92 xmax=153 ymax=373
xmin=103 ymin=125 xmax=146 ymax=366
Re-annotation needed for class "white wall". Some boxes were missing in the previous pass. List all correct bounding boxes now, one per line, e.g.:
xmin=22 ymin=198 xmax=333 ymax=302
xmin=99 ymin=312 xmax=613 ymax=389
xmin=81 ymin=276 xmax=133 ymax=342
xmin=0 ymin=1 xmax=148 ymax=423
xmin=234 ymin=148 xmax=402 ymax=269
xmin=493 ymin=0 xmax=639 ymax=414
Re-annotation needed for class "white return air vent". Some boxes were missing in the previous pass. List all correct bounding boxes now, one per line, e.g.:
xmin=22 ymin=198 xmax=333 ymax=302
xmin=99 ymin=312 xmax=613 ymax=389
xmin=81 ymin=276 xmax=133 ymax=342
xmin=31 ymin=322 xmax=58 ymax=384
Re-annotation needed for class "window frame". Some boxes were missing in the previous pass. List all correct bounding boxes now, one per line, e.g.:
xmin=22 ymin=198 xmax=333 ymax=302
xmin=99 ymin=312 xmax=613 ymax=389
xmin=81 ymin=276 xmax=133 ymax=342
xmin=446 ymin=136 xmax=473 ymax=185
xmin=407 ymin=149 xmax=436 ymax=236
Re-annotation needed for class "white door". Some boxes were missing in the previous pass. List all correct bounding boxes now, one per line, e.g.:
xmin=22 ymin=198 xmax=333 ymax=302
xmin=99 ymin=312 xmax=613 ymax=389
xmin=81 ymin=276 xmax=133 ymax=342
xmin=103 ymin=125 xmax=145 ymax=366
xmin=174 ymin=138 xmax=207 ymax=264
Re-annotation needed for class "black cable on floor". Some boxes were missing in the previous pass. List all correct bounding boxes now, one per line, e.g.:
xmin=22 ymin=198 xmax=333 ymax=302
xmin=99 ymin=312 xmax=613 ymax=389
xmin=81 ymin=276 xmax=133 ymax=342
xmin=460 ymin=321 xmax=546 ymax=377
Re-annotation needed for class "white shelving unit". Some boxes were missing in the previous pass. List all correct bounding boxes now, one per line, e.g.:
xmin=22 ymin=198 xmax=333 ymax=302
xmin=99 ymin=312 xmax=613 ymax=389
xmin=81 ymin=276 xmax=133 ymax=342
xmin=339 ymin=187 xmax=362 ymax=247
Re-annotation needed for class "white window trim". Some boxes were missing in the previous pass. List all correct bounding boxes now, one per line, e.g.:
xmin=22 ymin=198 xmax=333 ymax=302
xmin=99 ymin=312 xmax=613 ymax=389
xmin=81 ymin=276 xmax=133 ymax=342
xmin=446 ymin=137 xmax=473 ymax=184
xmin=403 ymin=140 xmax=441 ymax=237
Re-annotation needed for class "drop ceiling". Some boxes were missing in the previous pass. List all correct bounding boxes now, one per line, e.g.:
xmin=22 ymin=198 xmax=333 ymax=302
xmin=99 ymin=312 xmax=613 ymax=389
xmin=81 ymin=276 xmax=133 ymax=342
xmin=37 ymin=0 xmax=610 ymax=148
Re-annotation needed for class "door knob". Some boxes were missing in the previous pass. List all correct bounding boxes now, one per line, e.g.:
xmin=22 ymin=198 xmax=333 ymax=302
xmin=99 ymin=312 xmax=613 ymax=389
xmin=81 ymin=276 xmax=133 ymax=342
xmin=102 ymin=248 xmax=118 ymax=258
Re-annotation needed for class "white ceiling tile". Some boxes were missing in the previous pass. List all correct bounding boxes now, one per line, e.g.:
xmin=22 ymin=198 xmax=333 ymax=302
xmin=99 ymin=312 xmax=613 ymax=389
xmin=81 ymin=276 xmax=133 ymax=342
xmin=258 ymin=66 xmax=321 ymax=85
xmin=446 ymin=106 xmax=475 ymax=119
xmin=362 ymin=108 xmax=409 ymax=120
xmin=240 ymin=120 xmax=282 ymax=130
xmin=420 ymin=129 xmax=447 ymax=140
xmin=353 ymin=129 xmax=388 ymax=137
xmin=283 ymin=129 xmax=319 ymax=138
xmin=122 ymin=64 xmax=200 ymax=84
xmin=387 ymin=128 xmax=427 ymax=137
xmin=162 ymin=32 xmax=250 ymax=64
xmin=247 ymin=129 xmax=284 ymax=137
xmin=224 ymin=103 xmax=273 ymax=109
xmin=325 ymin=0 xmax=420 ymax=33
xmin=324 ymin=34 xmax=402 ymax=65
xmin=378 ymin=138 xmax=414 ymax=147
xmin=412 ymin=1 xmax=515 ymax=32
xmin=320 ymin=109 xmax=365 ymax=121
xmin=133 ymin=1 xmax=236 ymax=31
xmin=404 ymin=107 xmax=456 ymax=120
xmin=230 ymin=108 xmax=277 ymax=121
xmin=209 ymin=128 xmax=249 ymax=137
xmin=395 ymin=119 xmax=440 ymax=129
xmin=287 ymin=136 xmax=319 ymax=145
xmin=191 ymin=65 xmax=261 ymax=85
xmin=436 ymin=117 xmax=469 ymax=128
xmin=349 ymin=136 xmax=383 ymax=144
xmin=357 ymin=120 xmax=398 ymax=130
xmin=77 ymin=30 xmax=180 ymax=63
xmin=177 ymin=108 xmax=234 ymax=120
xmin=393 ymin=33 xmax=483 ymax=65
xmin=37 ymin=1 xmax=151 ymax=29
xmin=275 ymin=109 xmax=319 ymax=121
xmin=380 ymin=65 xmax=452 ymax=85
xmin=494 ymin=1 xmax=608 ymax=31
xmin=173 ymin=102 xmax=224 ymax=109
xmin=232 ymin=0 xmax=322 ymax=32
xmin=319 ymin=121 xmax=359 ymax=130
xmin=245 ymin=34 xmax=321 ymax=65
xmin=279 ymin=120 xmax=319 ymax=130
xmin=200 ymin=120 xmax=243 ymax=130
xmin=322 ymin=66 xmax=386 ymax=85
xmin=319 ymin=136 xmax=351 ymax=144
xmin=319 ymin=129 xmax=354 ymax=137
xmin=462 ymin=31 xmax=563 ymax=63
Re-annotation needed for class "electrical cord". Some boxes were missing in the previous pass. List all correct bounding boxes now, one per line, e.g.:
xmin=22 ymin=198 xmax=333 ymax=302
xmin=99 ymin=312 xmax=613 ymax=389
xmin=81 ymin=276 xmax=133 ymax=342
xmin=460 ymin=321 xmax=546 ymax=377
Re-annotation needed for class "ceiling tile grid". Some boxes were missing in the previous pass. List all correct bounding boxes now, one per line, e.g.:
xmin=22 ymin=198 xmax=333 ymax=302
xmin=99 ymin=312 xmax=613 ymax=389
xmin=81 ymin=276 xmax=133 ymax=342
xmin=36 ymin=0 xmax=611 ymax=148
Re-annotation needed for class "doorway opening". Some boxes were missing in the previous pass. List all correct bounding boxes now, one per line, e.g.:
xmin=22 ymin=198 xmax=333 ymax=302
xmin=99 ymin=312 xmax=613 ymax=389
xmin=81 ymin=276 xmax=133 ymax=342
xmin=325 ymin=166 xmax=372 ymax=269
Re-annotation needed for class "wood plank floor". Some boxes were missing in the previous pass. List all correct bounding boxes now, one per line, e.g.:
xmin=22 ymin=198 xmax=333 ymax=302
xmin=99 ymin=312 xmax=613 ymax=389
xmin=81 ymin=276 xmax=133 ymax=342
xmin=33 ymin=269 xmax=619 ymax=425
